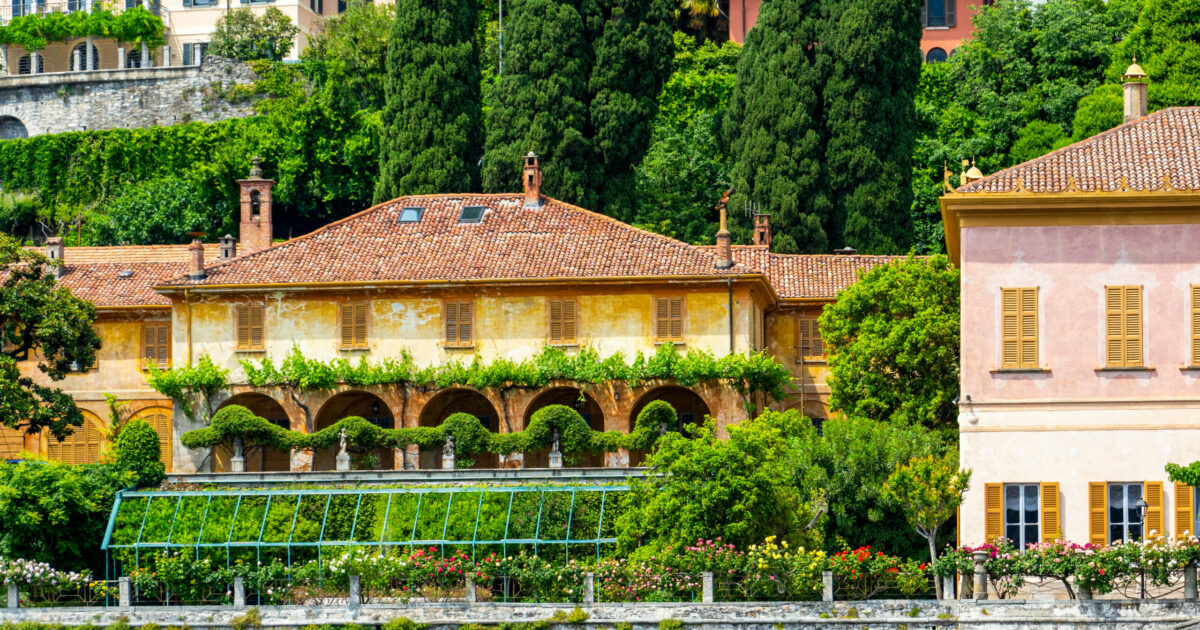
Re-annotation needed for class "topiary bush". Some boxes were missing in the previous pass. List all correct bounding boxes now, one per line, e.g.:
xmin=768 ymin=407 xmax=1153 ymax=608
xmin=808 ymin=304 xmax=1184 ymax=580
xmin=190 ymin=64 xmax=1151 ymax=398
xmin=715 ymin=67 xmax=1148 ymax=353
xmin=626 ymin=400 xmax=678 ymax=451
xmin=115 ymin=419 xmax=166 ymax=487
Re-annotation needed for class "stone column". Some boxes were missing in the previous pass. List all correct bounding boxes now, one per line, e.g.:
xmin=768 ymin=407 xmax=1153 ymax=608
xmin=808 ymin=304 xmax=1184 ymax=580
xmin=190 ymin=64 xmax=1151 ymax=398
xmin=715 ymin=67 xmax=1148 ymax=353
xmin=403 ymin=445 xmax=419 ymax=470
xmin=85 ymin=35 xmax=94 ymax=71
xmin=1 ymin=45 xmax=8 ymax=77
xmin=72 ymin=48 xmax=82 ymax=72
xmin=972 ymin=550 xmax=989 ymax=601
xmin=348 ymin=575 xmax=361 ymax=607
xmin=141 ymin=42 xmax=150 ymax=68
xmin=465 ymin=575 xmax=476 ymax=604
xmin=942 ymin=575 xmax=955 ymax=600
xmin=822 ymin=570 xmax=833 ymax=602
xmin=1186 ymin=562 xmax=1198 ymax=602
xmin=162 ymin=45 xmax=170 ymax=67
xmin=701 ymin=572 xmax=714 ymax=604
xmin=30 ymin=52 xmax=38 ymax=74
xmin=583 ymin=573 xmax=594 ymax=604
xmin=117 ymin=47 xmax=126 ymax=70
xmin=6 ymin=583 xmax=17 ymax=608
xmin=233 ymin=577 xmax=245 ymax=607
xmin=118 ymin=577 xmax=132 ymax=608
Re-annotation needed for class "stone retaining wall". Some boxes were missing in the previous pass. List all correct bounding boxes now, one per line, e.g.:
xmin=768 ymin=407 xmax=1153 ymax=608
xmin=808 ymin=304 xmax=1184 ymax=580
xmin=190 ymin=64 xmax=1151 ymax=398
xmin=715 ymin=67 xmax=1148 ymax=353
xmin=0 ymin=56 xmax=258 ymax=138
xmin=3 ymin=600 xmax=1200 ymax=629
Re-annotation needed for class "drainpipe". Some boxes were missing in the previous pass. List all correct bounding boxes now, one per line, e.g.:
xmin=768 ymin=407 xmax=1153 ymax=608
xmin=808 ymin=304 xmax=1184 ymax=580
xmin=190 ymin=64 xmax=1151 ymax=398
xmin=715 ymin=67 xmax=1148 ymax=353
xmin=727 ymin=278 xmax=734 ymax=353
xmin=184 ymin=289 xmax=193 ymax=366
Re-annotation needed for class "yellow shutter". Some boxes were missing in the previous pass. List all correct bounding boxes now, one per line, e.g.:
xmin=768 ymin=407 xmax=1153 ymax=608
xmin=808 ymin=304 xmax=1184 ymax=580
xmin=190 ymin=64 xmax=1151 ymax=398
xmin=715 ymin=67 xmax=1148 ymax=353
xmin=1002 ymin=289 xmax=1019 ymax=368
xmin=655 ymin=298 xmax=670 ymax=340
xmin=1041 ymin=482 xmax=1059 ymax=543
xmin=984 ymin=483 xmax=1003 ymax=542
xmin=1146 ymin=481 xmax=1164 ymax=537
xmin=1089 ymin=482 xmax=1109 ymax=546
xmin=354 ymin=304 xmax=368 ymax=347
xmin=143 ymin=325 xmax=156 ymax=367
xmin=1176 ymin=482 xmax=1194 ymax=538
xmin=156 ymin=324 xmax=169 ymax=366
xmin=1192 ymin=286 xmax=1200 ymax=367
xmin=549 ymin=299 xmax=562 ymax=343
xmin=445 ymin=302 xmax=458 ymax=342
xmin=249 ymin=304 xmax=264 ymax=349
xmin=236 ymin=305 xmax=251 ymax=349
xmin=1019 ymin=288 xmax=1037 ymax=367
xmin=340 ymin=304 xmax=354 ymax=348
xmin=1106 ymin=286 xmax=1143 ymax=368
xmin=1125 ymin=287 xmax=1142 ymax=367
xmin=0 ymin=425 xmax=23 ymax=460
xmin=1106 ymin=287 xmax=1123 ymax=367
xmin=459 ymin=302 xmax=473 ymax=343
xmin=562 ymin=299 xmax=576 ymax=343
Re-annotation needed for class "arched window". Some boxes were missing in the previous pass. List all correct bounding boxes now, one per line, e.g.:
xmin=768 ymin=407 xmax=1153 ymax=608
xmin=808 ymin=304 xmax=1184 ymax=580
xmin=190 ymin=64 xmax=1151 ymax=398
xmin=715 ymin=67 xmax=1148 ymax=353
xmin=70 ymin=43 xmax=100 ymax=71
xmin=17 ymin=54 xmax=41 ymax=75
xmin=0 ymin=117 xmax=28 ymax=141
xmin=126 ymin=49 xmax=143 ymax=69
xmin=926 ymin=47 xmax=948 ymax=63
xmin=250 ymin=190 xmax=261 ymax=217
xmin=45 ymin=412 xmax=106 ymax=465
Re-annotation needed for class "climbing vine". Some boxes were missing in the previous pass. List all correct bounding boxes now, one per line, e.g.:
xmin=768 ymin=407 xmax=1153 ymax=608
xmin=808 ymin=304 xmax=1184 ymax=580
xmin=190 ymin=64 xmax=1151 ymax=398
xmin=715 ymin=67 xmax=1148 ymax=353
xmin=179 ymin=401 xmax=680 ymax=467
xmin=0 ymin=6 xmax=165 ymax=51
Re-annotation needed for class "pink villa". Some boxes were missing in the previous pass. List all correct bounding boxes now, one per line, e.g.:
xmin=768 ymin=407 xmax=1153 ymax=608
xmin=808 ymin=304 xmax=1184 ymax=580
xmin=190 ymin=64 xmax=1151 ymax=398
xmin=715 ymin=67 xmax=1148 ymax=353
xmin=728 ymin=0 xmax=993 ymax=62
xmin=942 ymin=65 xmax=1200 ymax=547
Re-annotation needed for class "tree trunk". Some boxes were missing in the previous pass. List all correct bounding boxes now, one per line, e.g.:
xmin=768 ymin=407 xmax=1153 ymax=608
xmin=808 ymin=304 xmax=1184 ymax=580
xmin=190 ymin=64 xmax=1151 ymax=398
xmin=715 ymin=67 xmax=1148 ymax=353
xmin=927 ymin=526 xmax=942 ymax=600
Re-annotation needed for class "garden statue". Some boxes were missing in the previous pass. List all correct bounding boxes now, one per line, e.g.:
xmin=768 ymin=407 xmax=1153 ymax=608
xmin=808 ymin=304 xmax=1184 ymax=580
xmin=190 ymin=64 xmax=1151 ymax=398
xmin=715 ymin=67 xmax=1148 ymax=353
xmin=442 ymin=434 xmax=456 ymax=470
xmin=231 ymin=435 xmax=246 ymax=473
xmin=335 ymin=428 xmax=351 ymax=472
xmin=549 ymin=428 xmax=563 ymax=469
xmin=338 ymin=428 xmax=348 ymax=456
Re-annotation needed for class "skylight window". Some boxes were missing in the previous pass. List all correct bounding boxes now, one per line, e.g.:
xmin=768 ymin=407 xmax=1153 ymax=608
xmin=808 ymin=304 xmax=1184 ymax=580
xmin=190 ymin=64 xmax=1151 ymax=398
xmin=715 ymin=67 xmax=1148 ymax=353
xmin=458 ymin=206 xmax=485 ymax=224
xmin=398 ymin=207 xmax=424 ymax=223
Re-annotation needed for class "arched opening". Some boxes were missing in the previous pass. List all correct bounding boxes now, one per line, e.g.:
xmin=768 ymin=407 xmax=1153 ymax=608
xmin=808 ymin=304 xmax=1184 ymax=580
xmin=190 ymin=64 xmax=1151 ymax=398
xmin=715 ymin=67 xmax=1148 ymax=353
xmin=43 ymin=410 xmax=106 ymax=465
xmin=214 ymin=394 xmax=292 ymax=472
xmin=925 ymin=47 xmax=948 ymax=63
xmin=522 ymin=388 xmax=605 ymax=468
xmin=127 ymin=406 xmax=174 ymax=472
xmin=250 ymin=190 xmax=261 ymax=217
xmin=314 ymin=391 xmax=395 ymax=471
xmin=418 ymin=389 xmax=498 ymax=469
xmin=0 ymin=116 xmax=27 ymax=140
xmin=17 ymin=54 xmax=40 ymax=75
xmin=627 ymin=387 xmax=711 ymax=466
xmin=125 ymin=49 xmax=143 ymax=69
xmin=70 ymin=43 xmax=100 ymax=71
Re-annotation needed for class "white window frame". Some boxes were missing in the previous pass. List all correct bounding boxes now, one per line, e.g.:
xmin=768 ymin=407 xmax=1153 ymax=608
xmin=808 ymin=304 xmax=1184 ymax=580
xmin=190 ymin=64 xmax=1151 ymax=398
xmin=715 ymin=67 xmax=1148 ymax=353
xmin=1109 ymin=482 xmax=1145 ymax=543
xmin=1003 ymin=483 xmax=1040 ymax=549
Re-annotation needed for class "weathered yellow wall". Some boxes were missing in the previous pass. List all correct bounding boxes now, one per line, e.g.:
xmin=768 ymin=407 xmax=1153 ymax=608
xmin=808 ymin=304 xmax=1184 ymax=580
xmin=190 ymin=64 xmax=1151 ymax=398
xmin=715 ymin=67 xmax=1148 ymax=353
xmin=19 ymin=314 xmax=170 ymax=400
xmin=179 ymin=285 xmax=757 ymax=381
xmin=765 ymin=303 xmax=832 ymax=419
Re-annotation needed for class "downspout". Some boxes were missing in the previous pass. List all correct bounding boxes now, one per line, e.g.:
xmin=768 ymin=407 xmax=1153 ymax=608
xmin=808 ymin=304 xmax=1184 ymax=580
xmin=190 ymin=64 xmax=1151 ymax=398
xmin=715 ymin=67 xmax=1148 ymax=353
xmin=184 ymin=289 xmax=193 ymax=366
xmin=727 ymin=277 xmax=734 ymax=353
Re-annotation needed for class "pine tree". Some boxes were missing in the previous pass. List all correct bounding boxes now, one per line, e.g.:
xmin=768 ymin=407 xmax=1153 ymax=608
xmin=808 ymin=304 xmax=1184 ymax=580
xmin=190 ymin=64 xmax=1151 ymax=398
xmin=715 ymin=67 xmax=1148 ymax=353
xmin=724 ymin=0 xmax=832 ymax=253
xmin=822 ymin=0 xmax=920 ymax=253
xmin=374 ymin=0 xmax=482 ymax=203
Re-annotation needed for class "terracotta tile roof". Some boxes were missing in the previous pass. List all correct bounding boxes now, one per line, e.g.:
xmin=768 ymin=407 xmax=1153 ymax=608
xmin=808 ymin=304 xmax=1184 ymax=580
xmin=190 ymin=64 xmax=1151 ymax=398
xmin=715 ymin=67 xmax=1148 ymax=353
xmin=160 ymin=194 xmax=758 ymax=287
xmin=722 ymin=246 xmax=902 ymax=299
xmin=58 ymin=262 xmax=183 ymax=308
xmin=958 ymin=107 xmax=1200 ymax=193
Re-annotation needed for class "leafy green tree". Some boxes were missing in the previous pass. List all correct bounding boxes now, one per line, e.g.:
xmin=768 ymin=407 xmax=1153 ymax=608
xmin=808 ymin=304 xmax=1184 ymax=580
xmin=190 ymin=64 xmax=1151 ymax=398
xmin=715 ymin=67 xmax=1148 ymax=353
xmin=822 ymin=0 xmax=921 ymax=254
xmin=373 ymin=0 xmax=483 ymax=201
xmin=723 ymin=0 xmax=832 ymax=253
xmin=302 ymin=0 xmax=396 ymax=111
xmin=883 ymin=452 xmax=971 ymax=597
xmin=1010 ymin=119 xmax=1070 ymax=165
xmin=790 ymin=415 xmax=946 ymax=558
xmin=0 ymin=235 xmax=101 ymax=439
xmin=84 ymin=176 xmax=228 ymax=245
xmin=209 ymin=7 xmax=300 ymax=62
xmin=618 ymin=411 xmax=823 ymax=551
xmin=1110 ymin=0 xmax=1200 ymax=109
xmin=820 ymin=254 xmax=960 ymax=431
xmin=0 ymin=460 xmax=134 ymax=571
xmin=114 ymin=419 xmax=166 ymax=487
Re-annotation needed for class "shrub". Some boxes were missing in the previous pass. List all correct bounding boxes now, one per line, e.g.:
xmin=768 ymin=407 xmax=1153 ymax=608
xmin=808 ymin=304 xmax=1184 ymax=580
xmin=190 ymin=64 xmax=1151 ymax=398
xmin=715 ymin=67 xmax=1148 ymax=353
xmin=114 ymin=419 xmax=165 ymax=487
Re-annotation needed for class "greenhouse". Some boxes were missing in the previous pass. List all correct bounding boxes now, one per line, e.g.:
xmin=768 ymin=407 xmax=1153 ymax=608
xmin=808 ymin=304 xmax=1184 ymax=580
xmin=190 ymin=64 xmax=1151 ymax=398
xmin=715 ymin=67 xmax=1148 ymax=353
xmin=102 ymin=484 xmax=627 ymax=579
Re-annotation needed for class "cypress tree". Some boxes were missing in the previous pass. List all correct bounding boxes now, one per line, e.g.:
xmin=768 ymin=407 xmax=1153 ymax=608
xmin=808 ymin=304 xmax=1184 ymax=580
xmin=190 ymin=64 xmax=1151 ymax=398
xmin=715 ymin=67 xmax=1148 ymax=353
xmin=374 ymin=0 xmax=482 ymax=203
xmin=822 ymin=0 xmax=920 ymax=253
xmin=724 ymin=0 xmax=832 ymax=253
xmin=481 ymin=0 xmax=597 ymax=205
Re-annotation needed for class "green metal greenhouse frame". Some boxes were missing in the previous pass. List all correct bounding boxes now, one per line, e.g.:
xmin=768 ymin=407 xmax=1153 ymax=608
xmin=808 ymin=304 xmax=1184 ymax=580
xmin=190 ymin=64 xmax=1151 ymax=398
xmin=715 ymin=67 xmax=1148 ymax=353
xmin=101 ymin=485 xmax=627 ymax=582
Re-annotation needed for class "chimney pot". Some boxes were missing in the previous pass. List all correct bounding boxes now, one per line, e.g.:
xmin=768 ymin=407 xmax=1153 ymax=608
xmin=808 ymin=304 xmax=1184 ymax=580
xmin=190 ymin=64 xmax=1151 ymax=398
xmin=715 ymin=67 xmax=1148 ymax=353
xmin=45 ymin=236 xmax=64 ymax=278
xmin=219 ymin=234 xmax=237 ymax=261
xmin=753 ymin=213 xmax=772 ymax=248
xmin=188 ymin=238 xmax=206 ymax=280
xmin=523 ymin=151 xmax=542 ymax=208
xmin=715 ymin=207 xmax=733 ymax=269
xmin=1123 ymin=59 xmax=1149 ymax=123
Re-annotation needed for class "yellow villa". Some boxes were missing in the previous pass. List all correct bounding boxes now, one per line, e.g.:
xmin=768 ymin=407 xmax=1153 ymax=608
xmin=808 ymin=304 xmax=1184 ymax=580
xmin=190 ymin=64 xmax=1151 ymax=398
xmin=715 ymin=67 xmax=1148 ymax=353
xmin=5 ymin=155 xmax=899 ymax=473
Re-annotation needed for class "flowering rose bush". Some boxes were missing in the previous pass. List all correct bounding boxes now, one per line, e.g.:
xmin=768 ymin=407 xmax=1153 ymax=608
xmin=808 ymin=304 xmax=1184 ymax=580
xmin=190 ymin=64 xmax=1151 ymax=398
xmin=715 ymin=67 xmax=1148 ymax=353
xmin=739 ymin=536 xmax=825 ymax=600
xmin=827 ymin=546 xmax=928 ymax=599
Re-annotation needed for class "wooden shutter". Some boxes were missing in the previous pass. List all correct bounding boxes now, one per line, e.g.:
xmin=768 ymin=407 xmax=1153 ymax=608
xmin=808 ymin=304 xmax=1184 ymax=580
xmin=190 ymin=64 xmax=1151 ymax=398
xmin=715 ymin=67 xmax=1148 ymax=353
xmin=984 ymin=483 xmax=1003 ymax=542
xmin=1192 ymin=286 xmax=1200 ymax=367
xmin=797 ymin=318 xmax=824 ymax=359
xmin=340 ymin=304 xmax=354 ymax=348
xmin=1106 ymin=286 xmax=1143 ymax=368
xmin=947 ymin=0 xmax=956 ymax=27
xmin=561 ymin=299 xmax=576 ymax=343
xmin=237 ymin=305 xmax=250 ymax=349
xmin=237 ymin=304 xmax=264 ymax=349
xmin=655 ymin=298 xmax=670 ymax=340
xmin=249 ymin=304 xmax=263 ymax=349
xmin=1019 ymin=288 xmax=1037 ymax=367
xmin=669 ymin=298 xmax=683 ymax=340
xmin=445 ymin=302 xmax=459 ymax=343
xmin=340 ymin=304 xmax=368 ymax=348
xmin=446 ymin=301 xmax=472 ymax=345
xmin=1176 ymin=482 xmax=1194 ymax=538
xmin=1089 ymin=482 xmax=1108 ymax=546
xmin=549 ymin=299 xmax=576 ymax=344
xmin=1002 ymin=288 xmax=1037 ymax=368
xmin=142 ymin=323 xmax=169 ymax=369
xmin=1041 ymin=482 xmax=1060 ymax=543
xmin=458 ymin=302 xmax=472 ymax=343
xmin=0 ymin=425 xmax=23 ymax=460
xmin=1146 ymin=481 xmax=1164 ymax=537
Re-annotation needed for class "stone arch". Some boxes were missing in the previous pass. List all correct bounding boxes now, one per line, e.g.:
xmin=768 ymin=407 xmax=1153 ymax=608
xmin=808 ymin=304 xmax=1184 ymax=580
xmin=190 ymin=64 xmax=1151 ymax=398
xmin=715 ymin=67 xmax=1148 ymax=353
xmin=214 ymin=393 xmax=292 ymax=472
xmin=522 ymin=387 xmax=605 ymax=468
xmin=418 ymin=388 xmax=499 ymax=469
xmin=127 ymin=406 xmax=174 ymax=472
xmin=314 ymin=390 xmax=395 ymax=471
xmin=0 ymin=116 xmax=28 ymax=140
xmin=925 ymin=47 xmax=948 ymax=63
xmin=43 ymin=409 xmax=106 ymax=465
xmin=627 ymin=386 xmax=712 ymax=466
xmin=70 ymin=42 xmax=100 ymax=71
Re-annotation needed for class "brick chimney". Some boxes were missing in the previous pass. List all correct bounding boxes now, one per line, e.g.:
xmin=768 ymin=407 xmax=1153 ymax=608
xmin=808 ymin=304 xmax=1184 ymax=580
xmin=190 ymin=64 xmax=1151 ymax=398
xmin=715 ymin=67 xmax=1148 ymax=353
xmin=219 ymin=234 xmax=237 ymax=260
xmin=523 ymin=152 xmax=542 ymax=207
xmin=238 ymin=157 xmax=275 ymax=255
xmin=715 ymin=206 xmax=733 ymax=269
xmin=753 ymin=213 xmax=771 ymax=247
xmin=45 ymin=236 xmax=64 ymax=278
xmin=1123 ymin=59 xmax=1149 ymax=123
xmin=188 ymin=237 xmax=206 ymax=280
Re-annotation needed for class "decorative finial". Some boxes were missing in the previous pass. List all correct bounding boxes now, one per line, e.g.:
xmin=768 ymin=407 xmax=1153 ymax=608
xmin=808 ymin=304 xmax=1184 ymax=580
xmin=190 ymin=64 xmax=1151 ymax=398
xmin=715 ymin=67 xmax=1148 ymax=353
xmin=249 ymin=156 xmax=263 ymax=179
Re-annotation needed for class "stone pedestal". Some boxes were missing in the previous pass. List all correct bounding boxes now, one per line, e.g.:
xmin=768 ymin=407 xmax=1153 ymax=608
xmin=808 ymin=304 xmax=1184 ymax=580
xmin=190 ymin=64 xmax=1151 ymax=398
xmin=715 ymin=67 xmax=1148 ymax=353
xmin=348 ymin=575 xmax=361 ymax=607
xmin=1186 ymin=562 xmax=1198 ymax=602
xmin=162 ymin=45 xmax=171 ymax=67
xmin=822 ymin=571 xmax=833 ymax=602
xmin=548 ymin=451 xmax=563 ymax=468
xmin=701 ymin=572 xmax=714 ymax=603
xmin=141 ymin=43 xmax=150 ymax=68
xmin=942 ymin=575 xmax=954 ymax=600
xmin=336 ymin=451 xmax=351 ymax=472
xmin=73 ymin=49 xmax=82 ymax=72
xmin=583 ymin=573 xmax=595 ymax=604
xmin=7 ymin=583 xmax=17 ymax=609
xmin=118 ymin=577 xmax=132 ymax=608
xmin=230 ymin=456 xmax=245 ymax=473
xmin=442 ymin=454 xmax=455 ymax=470
xmin=465 ymin=575 xmax=476 ymax=603
xmin=972 ymin=550 xmax=989 ymax=600
xmin=117 ymin=47 xmax=126 ymax=70
xmin=233 ymin=577 xmax=245 ymax=607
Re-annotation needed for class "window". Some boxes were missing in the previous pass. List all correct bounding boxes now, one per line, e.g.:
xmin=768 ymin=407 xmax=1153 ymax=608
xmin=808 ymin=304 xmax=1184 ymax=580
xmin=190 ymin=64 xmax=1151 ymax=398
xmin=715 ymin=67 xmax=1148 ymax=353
xmin=444 ymin=301 xmax=474 ymax=346
xmin=923 ymin=0 xmax=954 ymax=27
xmin=796 ymin=317 xmax=824 ymax=360
xmin=141 ymin=323 xmax=170 ymax=370
xmin=250 ymin=190 xmax=261 ymax=217
xmin=45 ymin=414 xmax=104 ymax=465
xmin=548 ymin=298 xmax=578 ymax=345
xmin=750 ymin=304 xmax=764 ymax=350
xmin=1105 ymin=285 xmax=1143 ymax=368
xmin=1004 ymin=484 xmax=1039 ymax=549
xmin=340 ymin=303 xmax=369 ymax=349
xmin=654 ymin=297 xmax=684 ymax=342
xmin=12 ymin=0 xmax=29 ymax=17
xmin=17 ymin=54 xmax=39 ymax=75
xmin=235 ymin=304 xmax=265 ymax=350
xmin=1001 ymin=287 xmax=1038 ymax=369
xmin=70 ymin=43 xmax=100 ymax=71
xmin=458 ymin=206 xmax=485 ymax=224
xmin=1191 ymin=286 xmax=1200 ymax=367
xmin=925 ymin=47 xmax=948 ymax=63
xmin=182 ymin=42 xmax=209 ymax=65
xmin=125 ymin=48 xmax=143 ymax=69
xmin=310 ymin=0 xmax=323 ymax=12
xmin=398 ymin=207 xmax=424 ymax=223
xmin=1109 ymin=482 xmax=1145 ymax=543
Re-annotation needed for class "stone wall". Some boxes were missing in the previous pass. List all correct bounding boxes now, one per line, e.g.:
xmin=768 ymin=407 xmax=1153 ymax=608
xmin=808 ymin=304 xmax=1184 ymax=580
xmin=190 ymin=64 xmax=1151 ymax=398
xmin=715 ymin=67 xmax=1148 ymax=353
xmin=4 ymin=600 xmax=1200 ymax=630
xmin=0 ymin=56 xmax=258 ymax=138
